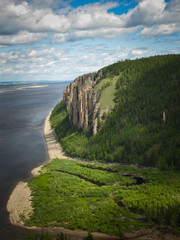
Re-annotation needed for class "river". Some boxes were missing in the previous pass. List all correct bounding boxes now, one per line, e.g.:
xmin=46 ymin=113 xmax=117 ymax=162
xmin=0 ymin=82 xmax=67 ymax=239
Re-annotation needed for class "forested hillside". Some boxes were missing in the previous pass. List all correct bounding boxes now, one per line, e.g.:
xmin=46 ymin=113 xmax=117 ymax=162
xmin=51 ymin=54 xmax=180 ymax=169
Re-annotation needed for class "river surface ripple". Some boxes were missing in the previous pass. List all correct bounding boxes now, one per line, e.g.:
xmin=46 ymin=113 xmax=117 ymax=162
xmin=0 ymin=82 xmax=67 ymax=240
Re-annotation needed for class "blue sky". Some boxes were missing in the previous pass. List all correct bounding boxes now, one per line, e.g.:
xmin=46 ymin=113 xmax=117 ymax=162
xmin=0 ymin=0 xmax=179 ymax=82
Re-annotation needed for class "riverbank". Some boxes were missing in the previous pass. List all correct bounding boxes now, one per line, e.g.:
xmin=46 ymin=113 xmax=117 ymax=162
xmin=31 ymin=111 xmax=71 ymax=177
xmin=7 ymin=111 xmax=121 ymax=240
xmin=7 ymin=111 xmax=70 ymax=226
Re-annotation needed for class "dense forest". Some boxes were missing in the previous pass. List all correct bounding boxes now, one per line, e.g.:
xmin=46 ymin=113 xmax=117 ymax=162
xmin=51 ymin=54 xmax=180 ymax=169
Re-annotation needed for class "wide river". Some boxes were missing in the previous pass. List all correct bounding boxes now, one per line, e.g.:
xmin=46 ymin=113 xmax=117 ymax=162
xmin=0 ymin=82 xmax=68 ymax=239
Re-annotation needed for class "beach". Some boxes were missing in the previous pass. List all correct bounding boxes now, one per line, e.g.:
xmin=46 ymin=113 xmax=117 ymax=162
xmin=7 ymin=111 xmax=69 ymax=226
xmin=31 ymin=111 xmax=70 ymax=177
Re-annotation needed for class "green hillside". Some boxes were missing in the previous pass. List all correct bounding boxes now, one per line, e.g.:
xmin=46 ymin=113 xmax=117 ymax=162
xmin=24 ymin=54 xmax=180 ymax=238
xmin=50 ymin=54 xmax=180 ymax=169
xmin=94 ymin=75 xmax=118 ymax=114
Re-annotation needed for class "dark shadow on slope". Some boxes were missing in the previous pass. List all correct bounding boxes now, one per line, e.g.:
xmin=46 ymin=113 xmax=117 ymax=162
xmin=53 ymin=170 xmax=105 ymax=186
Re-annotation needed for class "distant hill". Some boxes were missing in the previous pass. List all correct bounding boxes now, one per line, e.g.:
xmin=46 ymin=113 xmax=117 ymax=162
xmin=51 ymin=54 xmax=180 ymax=169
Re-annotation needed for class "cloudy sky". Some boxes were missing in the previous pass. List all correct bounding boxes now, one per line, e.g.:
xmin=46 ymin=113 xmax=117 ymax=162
xmin=0 ymin=0 xmax=179 ymax=82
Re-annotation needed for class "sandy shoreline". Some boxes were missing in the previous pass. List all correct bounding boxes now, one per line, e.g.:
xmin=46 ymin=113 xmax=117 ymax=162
xmin=31 ymin=111 xmax=70 ymax=177
xmin=7 ymin=181 xmax=33 ymax=226
xmin=7 ymin=111 xmax=69 ymax=226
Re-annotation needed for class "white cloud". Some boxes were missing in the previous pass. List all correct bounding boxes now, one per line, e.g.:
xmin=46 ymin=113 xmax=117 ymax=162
xmin=52 ymin=26 xmax=138 ymax=43
xmin=0 ymin=1 xmax=123 ymax=37
xmin=0 ymin=0 xmax=179 ymax=82
xmin=140 ymin=23 xmax=180 ymax=38
xmin=125 ymin=0 xmax=166 ymax=27
xmin=130 ymin=48 xmax=153 ymax=56
xmin=0 ymin=41 xmax=157 ymax=80
xmin=0 ymin=46 xmax=65 ymax=76
xmin=0 ymin=0 xmax=179 ymax=44
xmin=69 ymin=2 xmax=122 ymax=29
xmin=0 ymin=31 xmax=46 ymax=45
xmin=125 ymin=0 xmax=180 ymax=37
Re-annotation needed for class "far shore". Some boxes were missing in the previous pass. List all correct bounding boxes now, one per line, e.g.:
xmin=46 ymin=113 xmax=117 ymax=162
xmin=0 ymin=85 xmax=48 ymax=93
xmin=7 ymin=111 xmax=180 ymax=240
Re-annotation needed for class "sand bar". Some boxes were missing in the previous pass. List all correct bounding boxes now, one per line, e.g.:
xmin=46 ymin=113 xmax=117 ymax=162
xmin=0 ymin=85 xmax=48 ymax=93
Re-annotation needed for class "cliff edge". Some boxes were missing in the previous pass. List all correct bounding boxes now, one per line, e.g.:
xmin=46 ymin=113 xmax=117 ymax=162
xmin=63 ymin=71 xmax=103 ymax=135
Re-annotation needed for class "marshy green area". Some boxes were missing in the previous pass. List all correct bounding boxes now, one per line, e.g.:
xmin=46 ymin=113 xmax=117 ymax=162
xmin=26 ymin=158 xmax=180 ymax=236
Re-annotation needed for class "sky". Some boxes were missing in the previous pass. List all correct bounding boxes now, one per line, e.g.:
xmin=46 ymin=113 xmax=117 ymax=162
xmin=0 ymin=0 xmax=179 ymax=82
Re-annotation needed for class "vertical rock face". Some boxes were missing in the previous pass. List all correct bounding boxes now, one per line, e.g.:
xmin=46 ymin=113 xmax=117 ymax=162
xmin=63 ymin=72 xmax=101 ymax=134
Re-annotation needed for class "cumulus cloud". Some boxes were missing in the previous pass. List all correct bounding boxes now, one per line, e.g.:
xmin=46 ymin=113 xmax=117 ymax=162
xmin=52 ymin=26 xmax=138 ymax=43
xmin=125 ymin=0 xmax=180 ymax=36
xmin=0 ymin=0 xmax=179 ymax=45
xmin=0 ymin=1 xmax=122 ymax=36
xmin=125 ymin=0 xmax=166 ymax=27
xmin=0 ymin=31 xmax=46 ymax=45
xmin=140 ymin=23 xmax=180 ymax=38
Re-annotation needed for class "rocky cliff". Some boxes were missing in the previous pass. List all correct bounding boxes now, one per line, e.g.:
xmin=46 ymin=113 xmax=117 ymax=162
xmin=63 ymin=71 xmax=102 ymax=135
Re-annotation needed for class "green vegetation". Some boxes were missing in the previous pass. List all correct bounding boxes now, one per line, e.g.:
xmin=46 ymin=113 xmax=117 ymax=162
xmin=95 ymin=76 xmax=118 ymax=112
xmin=27 ymin=159 xmax=180 ymax=236
xmin=50 ymin=54 xmax=180 ymax=169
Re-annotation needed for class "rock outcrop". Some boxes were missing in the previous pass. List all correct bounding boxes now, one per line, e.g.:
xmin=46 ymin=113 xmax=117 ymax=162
xmin=63 ymin=71 xmax=102 ymax=134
